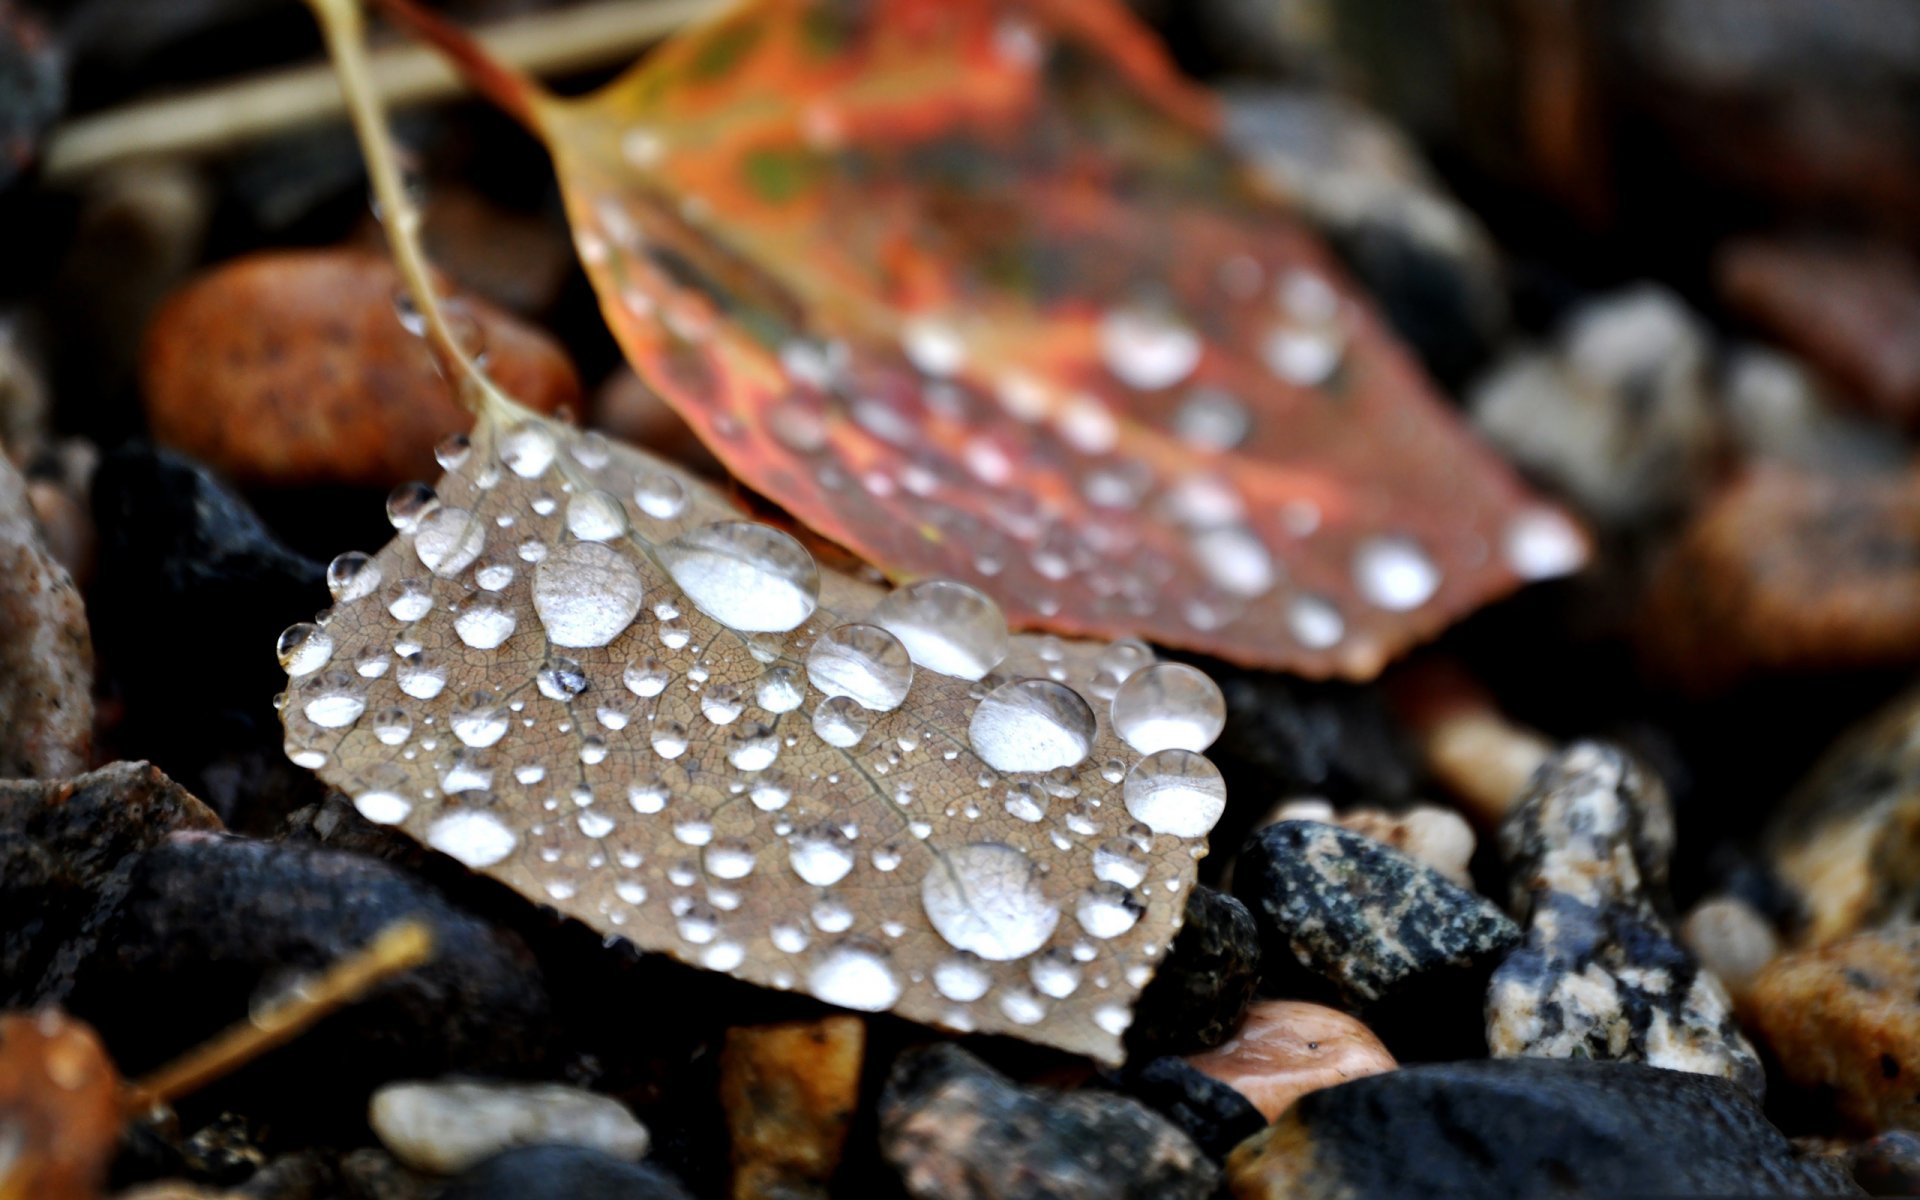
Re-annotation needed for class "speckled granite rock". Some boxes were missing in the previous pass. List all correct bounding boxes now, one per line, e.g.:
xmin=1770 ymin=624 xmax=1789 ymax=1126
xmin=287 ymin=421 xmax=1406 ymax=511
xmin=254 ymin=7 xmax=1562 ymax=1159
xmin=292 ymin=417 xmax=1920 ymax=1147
xmin=0 ymin=450 xmax=92 ymax=778
xmin=1749 ymin=925 xmax=1920 ymax=1132
xmin=1226 ymin=1058 xmax=1859 ymax=1198
xmin=1269 ymin=799 xmax=1475 ymax=886
xmin=1489 ymin=743 xmax=1762 ymax=1095
xmin=1126 ymin=886 xmax=1261 ymax=1058
xmin=1233 ymin=821 xmax=1520 ymax=1017
xmin=880 ymin=1044 xmax=1218 ymax=1200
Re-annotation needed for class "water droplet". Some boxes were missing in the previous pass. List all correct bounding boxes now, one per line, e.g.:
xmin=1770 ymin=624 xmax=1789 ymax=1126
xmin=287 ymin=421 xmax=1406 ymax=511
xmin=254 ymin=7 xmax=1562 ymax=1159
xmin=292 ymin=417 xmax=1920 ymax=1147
xmin=933 ymin=953 xmax=991 ymax=1002
xmin=789 ymin=826 xmax=856 ymax=887
xmin=1076 ymin=882 xmax=1143 ymax=938
xmin=1193 ymin=526 xmax=1274 ymax=598
xmin=627 ymin=779 xmax=667 ymax=814
xmin=452 ymin=696 xmax=508 ymax=748
xmin=728 ymin=722 xmax=779 ymax=770
xmin=427 ymin=810 xmax=517 ymax=867
xmin=808 ymin=942 xmax=901 ymax=1012
xmin=1288 ymin=594 xmax=1344 ymax=649
xmin=386 ymin=482 xmax=438 ymax=532
xmin=373 ymin=707 xmax=412 ymax=745
xmin=1262 ymin=323 xmax=1344 ymax=386
xmin=812 ymin=696 xmax=870 ymax=748
xmin=354 ymin=791 xmax=410 ymax=824
xmin=968 ymin=679 xmax=1096 ymax=773
xmin=396 ymin=654 xmax=446 ymax=700
xmin=1353 ymin=535 xmax=1440 ymax=611
xmin=1100 ymin=305 xmax=1201 ymax=390
xmin=1172 ymin=387 xmax=1251 ymax=451
xmin=921 ymin=842 xmax=1059 ymax=961
xmin=536 ymin=655 xmax=589 ymax=701
xmin=902 ymin=317 xmax=966 ymax=377
xmin=1093 ymin=1004 xmax=1132 ymax=1036
xmin=651 ymin=720 xmax=689 ymax=759
xmin=277 ymin=623 xmax=332 ymax=676
xmin=304 ymin=685 xmax=365 ymax=729
xmin=705 ymin=840 xmax=757 ymax=879
xmin=634 ymin=471 xmax=687 ymax=520
xmin=1030 ymin=950 xmax=1081 ymax=998
xmin=386 ymin=579 xmax=433 ymax=623
xmin=700 ymin=682 xmax=745 ymax=725
xmin=624 ymin=657 xmax=669 ymax=697
xmin=750 ymin=780 xmax=791 ymax=812
xmin=1004 ymin=781 xmax=1048 ymax=823
xmin=1123 ymin=749 xmax=1226 ymax=838
xmin=807 ymin=623 xmax=913 ymax=712
xmin=659 ymin=522 xmax=820 ymax=633
xmin=501 ymin=421 xmax=557 ymax=478
xmin=999 ymin=988 xmax=1046 ymax=1025
xmin=1110 ymin=662 xmax=1225 ymax=754
xmin=1503 ymin=507 xmax=1585 ymax=580
xmin=412 ymin=507 xmax=486 ymax=577
xmin=756 ymin=666 xmax=805 ymax=713
xmin=327 ymin=552 xmax=381 ymax=602
xmin=565 ymin=490 xmax=629 ymax=541
xmin=475 ymin=561 xmax=514 ymax=591
xmin=578 ymin=810 xmax=615 ymax=838
xmin=871 ymin=580 xmax=1009 ymax=680
xmin=533 ymin=541 xmax=646 ymax=648
xmin=454 ymin=604 xmax=517 ymax=650
xmin=1093 ymin=839 xmax=1148 ymax=888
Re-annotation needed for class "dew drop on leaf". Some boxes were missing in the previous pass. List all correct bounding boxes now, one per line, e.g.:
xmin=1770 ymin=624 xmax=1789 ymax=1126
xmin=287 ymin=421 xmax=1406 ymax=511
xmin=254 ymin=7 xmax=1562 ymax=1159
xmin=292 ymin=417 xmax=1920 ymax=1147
xmin=277 ymin=623 xmax=333 ymax=676
xmin=427 ymin=809 xmax=518 ymax=867
xmin=807 ymin=941 xmax=901 ymax=1012
xmin=658 ymin=521 xmax=820 ymax=632
xmin=806 ymin=623 xmax=913 ymax=712
xmin=968 ymin=678 xmax=1096 ymax=773
xmin=1076 ymin=881 xmax=1144 ymax=938
xmin=921 ymin=841 xmax=1059 ymax=961
xmin=870 ymin=580 xmax=1009 ymax=680
xmin=1122 ymin=748 xmax=1226 ymax=837
xmin=327 ymin=551 xmax=381 ymax=602
xmin=533 ymin=541 xmax=646 ymax=647
xmin=1108 ymin=662 xmax=1225 ymax=754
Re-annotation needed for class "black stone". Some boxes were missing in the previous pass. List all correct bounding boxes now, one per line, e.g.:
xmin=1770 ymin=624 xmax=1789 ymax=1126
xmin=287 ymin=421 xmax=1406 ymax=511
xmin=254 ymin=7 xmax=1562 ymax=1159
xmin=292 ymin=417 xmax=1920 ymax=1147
xmin=1127 ymin=885 xmax=1261 ymax=1058
xmin=1232 ymin=821 xmax=1519 ymax=1028
xmin=881 ymin=1043 xmax=1219 ymax=1200
xmin=1095 ymin=1056 xmax=1266 ymax=1163
xmin=438 ymin=1146 xmax=696 ymax=1200
xmin=1230 ymin=1058 xmax=1860 ymax=1198
xmin=0 ymin=1 xmax=64 ymax=192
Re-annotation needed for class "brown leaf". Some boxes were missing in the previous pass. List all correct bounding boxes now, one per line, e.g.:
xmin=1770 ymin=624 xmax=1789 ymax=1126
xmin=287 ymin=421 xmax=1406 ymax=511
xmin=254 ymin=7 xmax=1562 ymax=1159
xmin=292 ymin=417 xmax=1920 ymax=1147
xmin=0 ymin=1009 xmax=121 ymax=1200
xmin=141 ymin=249 xmax=580 ymax=489
xmin=278 ymin=403 xmax=1228 ymax=1063
xmin=378 ymin=0 xmax=1586 ymax=679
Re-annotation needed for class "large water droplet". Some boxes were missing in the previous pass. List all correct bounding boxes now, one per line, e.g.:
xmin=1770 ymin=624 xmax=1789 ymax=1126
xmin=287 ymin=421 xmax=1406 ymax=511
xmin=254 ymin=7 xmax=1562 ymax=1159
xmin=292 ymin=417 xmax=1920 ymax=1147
xmin=565 ymin=490 xmax=629 ymax=541
xmin=789 ymin=826 xmax=856 ymax=887
xmin=1076 ymin=882 xmax=1143 ymax=938
xmin=968 ymin=679 xmax=1096 ymax=773
xmin=812 ymin=696 xmax=870 ymax=748
xmin=277 ymin=623 xmax=332 ymax=676
xmin=1353 ymin=535 xmax=1440 ymax=611
xmin=453 ymin=604 xmax=516 ymax=650
xmin=327 ymin=552 xmax=381 ymax=602
xmin=500 ymin=421 xmax=557 ymax=478
xmin=808 ymin=942 xmax=901 ymax=1012
xmin=427 ymin=809 xmax=517 ymax=867
xmin=1110 ymin=662 xmax=1225 ymax=754
xmin=659 ymin=522 xmax=820 ymax=633
xmin=533 ymin=541 xmax=645 ymax=647
xmin=1100 ymin=305 xmax=1201 ymax=390
xmin=921 ymin=842 xmax=1059 ymax=961
xmin=932 ymin=953 xmax=991 ymax=1002
xmin=1123 ymin=748 xmax=1226 ymax=838
xmin=807 ymin=623 xmax=913 ymax=712
xmin=412 ymin=507 xmax=486 ymax=577
xmin=871 ymin=580 xmax=1009 ymax=680
xmin=354 ymin=790 xmax=410 ymax=825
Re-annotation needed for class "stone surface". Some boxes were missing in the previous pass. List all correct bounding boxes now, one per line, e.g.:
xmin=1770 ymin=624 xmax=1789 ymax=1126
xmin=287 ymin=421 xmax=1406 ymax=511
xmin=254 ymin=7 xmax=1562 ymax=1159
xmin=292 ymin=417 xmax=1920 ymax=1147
xmin=1764 ymin=681 xmax=1920 ymax=943
xmin=0 ymin=448 xmax=92 ymax=778
xmin=437 ymin=1145 xmax=696 ymax=1200
xmin=1469 ymin=285 xmax=1718 ymax=528
xmin=1679 ymin=895 xmax=1781 ymax=1003
xmin=370 ymin=1079 xmax=648 ymax=1175
xmin=1749 ymin=925 xmax=1920 ymax=1132
xmin=1126 ymin=886 xmax=1261 ymax=1058
xmin=1207 ymin=669 xmax=1417 ymax=815
xmin=880 ymin=1044 xmax=1218 ymax=1200
xmin=1226 ymin=1058 xmax=1859 ymax=1198
xmin=1641 ymin=465 xmax=1920 ymax=688
xmin=0 ymin=0 xmax=63 ymax=191
xmin=1270 ymin=800 xmax=1474 ymax=887
xmin=1490 ymin=743 xmax=1762 ymax=1094
xmin=1723 ymin=346 xmax=1908 ymax=474
xmin=1848 ymin=1129 xmax=1920 ymax=1197
xmin=1093 ymin=1056 xmax=1265 ymax=1163
xmin=140 ymin=249 xmax=579 ymax=489
xmin=1185 ymin=1000 xmax=1395 ymax=1122
xmin=718 ymin=1015 xmax=862 ymax=1200
xmin=1389 ymin=658 xmax=1553 ymax=825
xmin=1232 ymin=821 xmax=1520 ymax=1019
xmin=0 ymin=761 xmax=221 ymax=1004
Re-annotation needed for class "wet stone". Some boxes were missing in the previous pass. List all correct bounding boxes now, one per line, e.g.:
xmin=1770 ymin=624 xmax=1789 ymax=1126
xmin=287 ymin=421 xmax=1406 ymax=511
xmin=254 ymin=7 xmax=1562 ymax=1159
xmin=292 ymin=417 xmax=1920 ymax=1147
xmin=1184 ymin=999 xmax=1396 ymax=1122
xmin=1749 ymin=925 xmax=1920 ymax=1133
xmin=718 ymin=1015 xmax=863 ymax=1200
xmin=1679 ymin=895 xmax=1781 ymax=1005
xmin=370 ymin=1079 xmax=649 ymax=1175
xmin=1848 ymin=1130 xmax=1920 ymax=1197
xmin=437 ymin=1145 xmax=696 ymax=1200
xmin=1231 ymin=821 xmax=1519 ymax=1032
xmin=0 ymin=449 xmax=92 ymax=778
xmin=1490 ymin=743 xmax=1762 ymax=1095
xmin=1092 ymin=1056 xmax=1265 ymax=1163
xmin=1270 ymin=799 xmax=1474 ymax=887
xmin=1227 ymin=1058 xmax=1859 ymax=1198
xmin=880 ymin=1044 xmax=1218 ymax=1200
xmin=1124 ymin=885 xmax=1261 ymax=1058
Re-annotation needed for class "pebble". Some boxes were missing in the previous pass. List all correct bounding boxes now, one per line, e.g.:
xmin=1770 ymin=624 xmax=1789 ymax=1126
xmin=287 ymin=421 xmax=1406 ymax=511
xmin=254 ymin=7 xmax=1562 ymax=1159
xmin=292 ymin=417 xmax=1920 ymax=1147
xmin=0 ymin=320 xmax=49 ymax=455
xmin=370 ymin=1079 xmax=648 ymax=1175
xmin=1489 ymin=743 xmax=1762 ymax=1094
xmin=1269 ymin=799 xmax=1475 ymax=886
xmin=1227 ymin=1058 xmax=1858 ymax=1197
xmin=1764 ymin=681 xmax=1920 ymax=943
xmin=0 ymin=761 xmax=221 ymax=1003
xmin=1185 ymin=999 xmax=1395 ymax=1121
xmin=1642 ymin=465 xmax=1920 ymax=688
xmin=1679 ymin=895 xmax=1781 ymax=1004
xmin=1469 ymin=285 xmax=1718 ymax=527
xmin=1749 ymin=925 xmax=1920 ymax=1132
xmin=1125 ymin=885 xmax=1261 ymax=1058
xmin=0 ymin=448 xmax=92 ymax=778
xmin=1388 ymin=659 xmax=1552 ymax=824
xmin=880 ymin=1044 xmax=1218 ymax=1200
xmin=140 ymin=249 xmax=579 ymax=488
xmin=1231 ymin=821 xmax=1520 ymax=1026
xmin=437 ymin=1145 xmax=696 ymax=1200
xmin=1848 ymin=1129 xmax=1920 ymax=1197
xmin=718 ymin=1016 xmax=863 ymax=1200
xmin=1723 ymin=345 xmax=1907 ymax=474
xmin=1092 ymin=1056 xmax=1265 ymax=1163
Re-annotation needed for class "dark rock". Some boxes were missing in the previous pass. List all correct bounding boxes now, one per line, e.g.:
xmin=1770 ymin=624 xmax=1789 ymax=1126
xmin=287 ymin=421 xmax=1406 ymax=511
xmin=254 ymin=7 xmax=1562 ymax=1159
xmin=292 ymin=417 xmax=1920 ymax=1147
xmin=90 ymin=444 xmax=325 ymax=820
xmin=436 ymin=1145 xmax=696 ymax=1200
xmin=1849 ymin=1129 xmax=1920 ymax=1197
xmin=1094 ymin=1056 xmax=1265 ymax=1163
xmin=1232 ymin=821 xmax=1519 ymax=1032
xmin=1126 ymin=885 xmax=1260 ymax=1058
xmin=56 ymin=835 xmax=555 ymax=1116
xmin=0 ymin=761 xmax=221 ymax=1004
xmin=1227 ymin=1058 xmax=1861 ymax=1198
xmin=0 ymin=0 xmax=64 ymax=191
xmin=1489 ymin=743 xmax=1761 ymax=1093
xmin=335 ymin=1147 xmax=435 ymax=1200
xmin=0 ymin=448 xmax=93 ymax=778
xmin=880 ymin=1043 xmax=1218 ymax=1200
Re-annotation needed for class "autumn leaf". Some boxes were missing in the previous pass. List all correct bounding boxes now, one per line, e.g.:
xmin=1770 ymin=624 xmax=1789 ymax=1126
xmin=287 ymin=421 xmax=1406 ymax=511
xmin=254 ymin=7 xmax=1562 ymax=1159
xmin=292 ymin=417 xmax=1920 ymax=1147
xmin=375 ymin=0 xmax=1587 ymax=680
xmin=0 ymin=1011 xmax=120 ymax=1200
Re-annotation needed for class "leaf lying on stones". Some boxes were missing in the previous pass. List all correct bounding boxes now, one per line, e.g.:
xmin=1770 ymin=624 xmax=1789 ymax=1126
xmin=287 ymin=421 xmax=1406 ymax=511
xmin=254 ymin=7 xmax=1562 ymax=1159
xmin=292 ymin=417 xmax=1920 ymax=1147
xmin=277 ymin=401 xmax=1229 ymax=1063
xmin=376 ymin=0 xmax=1586 ymax=680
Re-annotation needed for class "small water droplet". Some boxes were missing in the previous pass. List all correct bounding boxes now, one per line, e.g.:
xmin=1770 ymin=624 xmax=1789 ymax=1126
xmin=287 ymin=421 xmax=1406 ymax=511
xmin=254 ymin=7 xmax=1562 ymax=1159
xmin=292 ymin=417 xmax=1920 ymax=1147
xmin=1288 ymin=594 xmax=1344 ymax=649
xmin=385 ymin=579 xmax=433 ymax=623
xmin=789 ymin=826 xmax=856 ymax=887
xmin=412 ymin=507 xmax=486 ymax=577
xmin=1172 ymin=387 xmax=1251 ymax=451
xmin=705 ymin=840 xmax=757 ymax=879
xmin=627 ymin=778 xmax=668 ymax=813
xmin=565 ymin=490 xmax=630 ymax=541
xmin=1353 ymin=535 xmax=1440 ymax=611
xmin=327 ymin=552 xmax=381 ymax=602
xmin=578 ymin=810 xmax=615 ymax=838
xmin=652 ymin=720 xmax=690 ymax=759
xmin=427 ymin=809 xmax=517 ymax=867
xmin=634 ymin=471 xmax=688 ymax=520
xmin=453 ymin=604 xmax=517 ymax=650
xmin=1193 ymin=526 xmax=1274 ymax=598
xmin=500 ymin=421 xmax=557 ymax=478
xmin=277 ymin=623 xmax=332 ymax=676
xmin=968 ymin=678 xmax=1096 ymax=773
xmin=756 ymin=666 xmax=805 ymax=713
xmin=354 ymin=790 xmax=410 ymax=824
xmin=901 ymin=317 xmax=966 ymax=377
xmin=808 ymin=941 xmax=901 ymax=1012
xmin=700 ymin=682 xmax=745 ymax=725
xmin=624 ymin=657 xmax=669 ymax=697
xmin=1100 ymin=305 xmax=1201 ymax=390
xmin=728 ymin=722 xmax=779 ymax=771
xmin=1076 ymin=882 xmax=1143 ymax=938
xmin=812 ymin=696 xmax=870 ymax=748
xmin=1503 ymin=507 xmax=1585 ymax=580
xmin=1093 ymin=839 xmax=1148 ymax=888
xmin=303 ymin=683 xmax=365 ymax=729
xmin=373 ymin=707 xmax=412 ymax=745
xmin=386 ymin=482 xmax=438 ymax=532
xmin=396 ymin=653 xmax=447 ymax=700
xmin=536 ymin=655 xmax=590 ymax=701
xmin=452 ymin=695 xmax=508 ymax=748
xmin=1030 ymin=950 xmax=1081 ymax=998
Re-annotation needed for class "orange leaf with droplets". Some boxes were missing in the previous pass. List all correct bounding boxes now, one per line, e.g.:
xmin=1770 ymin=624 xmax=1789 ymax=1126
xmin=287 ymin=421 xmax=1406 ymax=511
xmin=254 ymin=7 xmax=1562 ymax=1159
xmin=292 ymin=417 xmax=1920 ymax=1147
xmin=378 ymin=0 xmax=1586 ymax=679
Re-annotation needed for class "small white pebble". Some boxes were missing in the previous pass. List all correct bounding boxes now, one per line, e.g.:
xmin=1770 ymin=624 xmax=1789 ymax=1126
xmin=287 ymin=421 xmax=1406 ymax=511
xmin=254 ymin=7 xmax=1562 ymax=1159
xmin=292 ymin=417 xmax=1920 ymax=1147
xmin=370 ymin=1079 xmax=649 ymax=1174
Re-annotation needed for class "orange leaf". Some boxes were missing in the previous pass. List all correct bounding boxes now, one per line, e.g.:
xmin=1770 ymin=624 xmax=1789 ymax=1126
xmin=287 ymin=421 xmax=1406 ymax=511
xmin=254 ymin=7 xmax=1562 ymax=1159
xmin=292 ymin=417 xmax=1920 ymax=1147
xmin=379 ymin=0 xmax=1585 ymax=678
xmin=0 ymin=1010 xmax=121 ymax=1200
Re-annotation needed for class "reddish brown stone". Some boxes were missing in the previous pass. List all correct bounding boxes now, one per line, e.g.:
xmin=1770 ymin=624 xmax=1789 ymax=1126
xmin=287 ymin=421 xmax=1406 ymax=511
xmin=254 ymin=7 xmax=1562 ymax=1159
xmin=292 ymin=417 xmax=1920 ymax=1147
xmin=1185 ymin=1000 xmax=1395 ymax=1122
xmin=0 ymin=1009 xmax=122 ymax=1200
xmin=141 ymin=250 xmax=579 ymax=489
xmin=719 ymin=1015 xmax=863 ymax=1200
